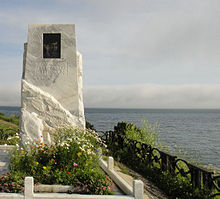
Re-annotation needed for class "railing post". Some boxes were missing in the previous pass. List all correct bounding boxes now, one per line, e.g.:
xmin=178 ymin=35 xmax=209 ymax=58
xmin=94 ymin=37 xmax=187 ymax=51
xmin=148 ymin=147 xmax=153 ymax=168
xmin=133 ymin=180 xmax=144 ymax=199
xmin=25 ymin=176 xmax=34 ymax=199
xmin=161 ymin=153 xmax=167 ymax=171
xmin=168 ymin=156 xmax=176 ymax=175
xmin=195 ymin=169 xmax=201 ymax=189
xmin=108 ymin=156 xmax=114 ymax=170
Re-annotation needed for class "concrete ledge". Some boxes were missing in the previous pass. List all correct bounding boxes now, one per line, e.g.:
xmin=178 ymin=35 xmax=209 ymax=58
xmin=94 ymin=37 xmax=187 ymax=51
xmin=34 ymin=185 xmax=73 ymax=193
xmin=0 ymin=145 xmax=16 ymax=151
xmin=34 ymin=193 xmax=134 ymax=199
xmin=100 ymin=158 xmax=133 ymax=196
xmin=0 ymin=193 xmax=24 ymax=199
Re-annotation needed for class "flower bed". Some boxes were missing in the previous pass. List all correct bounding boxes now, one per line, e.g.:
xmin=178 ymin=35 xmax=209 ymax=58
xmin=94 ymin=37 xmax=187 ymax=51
xmin=0 ymin=128 xmax=112 ymax=195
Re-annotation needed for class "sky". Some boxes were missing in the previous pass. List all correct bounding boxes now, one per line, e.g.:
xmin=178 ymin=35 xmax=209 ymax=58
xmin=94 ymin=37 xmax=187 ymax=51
xmin=0 ymin=0 xmax=220 ymax=108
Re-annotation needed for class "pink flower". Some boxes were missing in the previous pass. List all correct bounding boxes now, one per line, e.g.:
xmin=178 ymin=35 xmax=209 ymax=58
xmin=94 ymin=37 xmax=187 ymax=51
xmin=36 ymin=182 xmax=40 ymax=186
xmin=73 ymin=162 xmax=78 ymax=167
xmin=22 ymin=187 xmax=24 ymax=191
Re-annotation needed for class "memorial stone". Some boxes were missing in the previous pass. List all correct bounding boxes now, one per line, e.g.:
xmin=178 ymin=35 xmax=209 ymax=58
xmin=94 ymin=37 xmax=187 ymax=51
xmin=20 ymin=24 xmax=85 ymax=146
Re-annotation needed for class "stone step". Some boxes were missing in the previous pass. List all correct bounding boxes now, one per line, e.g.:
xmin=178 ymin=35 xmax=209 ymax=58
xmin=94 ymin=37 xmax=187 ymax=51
xmin=0 ymin=154 xmax=10 ymax=162
xmin=0 ymin=145 xmax=14 ymax=176
xmin=0 ymin=161 xmax=9 ymax=176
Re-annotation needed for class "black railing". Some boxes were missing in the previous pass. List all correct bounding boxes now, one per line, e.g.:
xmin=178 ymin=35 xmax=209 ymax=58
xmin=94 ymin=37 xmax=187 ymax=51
xmin=98 ymin=130 xmax=220 ymax=198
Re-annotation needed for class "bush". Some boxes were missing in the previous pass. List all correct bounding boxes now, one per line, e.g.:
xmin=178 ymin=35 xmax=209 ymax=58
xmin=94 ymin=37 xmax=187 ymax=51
xmin=0 ymin=173 xmax=25 ymax=193
xmin=86 ymin=121 xmax=96 ymax=131
xmin=114 ymin=120 xmax=160 ymax=147
xmin=0 ymin=129 xmax=19 ymax=145
xmin=2 ymin=128 xmax=112 ymax=194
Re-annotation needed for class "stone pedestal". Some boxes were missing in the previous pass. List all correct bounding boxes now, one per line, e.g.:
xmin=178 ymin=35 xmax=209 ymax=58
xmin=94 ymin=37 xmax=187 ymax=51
xmin=20 ymin=24 xmax=85 ymax=146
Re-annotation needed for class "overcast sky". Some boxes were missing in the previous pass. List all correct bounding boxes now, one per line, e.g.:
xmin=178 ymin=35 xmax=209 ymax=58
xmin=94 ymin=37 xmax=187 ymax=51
xmin=0 ymin=0 xmax=220 ymax=108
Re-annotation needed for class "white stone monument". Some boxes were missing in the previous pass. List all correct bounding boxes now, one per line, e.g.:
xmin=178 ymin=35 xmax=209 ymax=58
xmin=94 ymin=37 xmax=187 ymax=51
xmin=20 ymin=24 xmax=85 ymax=146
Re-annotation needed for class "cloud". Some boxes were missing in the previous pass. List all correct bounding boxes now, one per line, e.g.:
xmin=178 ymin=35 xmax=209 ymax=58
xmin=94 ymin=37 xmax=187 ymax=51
xmin=84 ymin=84 xmax=220 ymax=109
xmin=0 ymin=0 xmax=220 ymax=109
xmin=1 ymin=82 xmax=220 ymax=109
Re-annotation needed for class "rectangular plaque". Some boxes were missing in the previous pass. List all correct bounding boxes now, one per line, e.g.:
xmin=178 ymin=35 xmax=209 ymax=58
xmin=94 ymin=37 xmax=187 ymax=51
xmin=43 ymin=33 xmax=61 ymax=58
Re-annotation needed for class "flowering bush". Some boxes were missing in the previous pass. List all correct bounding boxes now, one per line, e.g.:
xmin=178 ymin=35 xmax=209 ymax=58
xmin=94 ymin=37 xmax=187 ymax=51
xmin=1 ymin=128 xmax=112 ymax=194
xmin=0 ymin=173 xmax=24 ymax=193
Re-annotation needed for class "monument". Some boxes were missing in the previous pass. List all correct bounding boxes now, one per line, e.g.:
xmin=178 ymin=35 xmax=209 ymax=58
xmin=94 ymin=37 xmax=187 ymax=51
xmin=20 ymin=24 xmax=85 ymax=146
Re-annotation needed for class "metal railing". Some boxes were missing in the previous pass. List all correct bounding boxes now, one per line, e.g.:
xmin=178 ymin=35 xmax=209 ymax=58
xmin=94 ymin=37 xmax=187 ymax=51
xmin=99 ymin=130 xmax=220 ymax=198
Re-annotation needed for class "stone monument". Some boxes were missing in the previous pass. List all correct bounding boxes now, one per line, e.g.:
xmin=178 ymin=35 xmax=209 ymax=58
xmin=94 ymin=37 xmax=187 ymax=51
xmin=20 ymin=24 xmax=85 ymax=146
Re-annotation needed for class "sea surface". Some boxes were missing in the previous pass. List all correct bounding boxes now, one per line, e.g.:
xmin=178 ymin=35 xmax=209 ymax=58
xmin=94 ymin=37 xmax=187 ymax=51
xmin=0 ymin=106 xmax=220 ymax=168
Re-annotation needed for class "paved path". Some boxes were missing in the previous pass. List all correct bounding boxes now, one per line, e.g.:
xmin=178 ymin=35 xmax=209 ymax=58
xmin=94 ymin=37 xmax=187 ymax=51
xmin=114 ymin=164 xmax=168 ymax=199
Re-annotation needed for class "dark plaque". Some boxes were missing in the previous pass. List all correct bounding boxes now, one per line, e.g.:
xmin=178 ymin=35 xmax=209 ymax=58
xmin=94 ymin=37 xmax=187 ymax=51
xmin=43 ymin=33 xmax=61 ymax=58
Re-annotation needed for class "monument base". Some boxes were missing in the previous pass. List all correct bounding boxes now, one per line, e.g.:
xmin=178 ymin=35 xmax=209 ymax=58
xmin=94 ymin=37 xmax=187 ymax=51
xmin=20 ymin=80 xmax=84 ymax=146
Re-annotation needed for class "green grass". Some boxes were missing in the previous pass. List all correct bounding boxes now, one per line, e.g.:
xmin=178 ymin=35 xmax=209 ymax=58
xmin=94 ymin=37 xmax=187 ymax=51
xmin=0 ymin=113 xmax=19 ymax=145
xmin=0 ymin=112 xmax=19 ymax=126
xmin=0 ymin=123 xmax=18 ymax=130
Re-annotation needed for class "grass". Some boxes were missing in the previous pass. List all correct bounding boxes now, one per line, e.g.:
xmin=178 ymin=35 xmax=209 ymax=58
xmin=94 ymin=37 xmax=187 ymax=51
xmin=0 ymin=112 xmax=19 ymax=126
xmin=0 ymin=113 xmax=19 ymax=145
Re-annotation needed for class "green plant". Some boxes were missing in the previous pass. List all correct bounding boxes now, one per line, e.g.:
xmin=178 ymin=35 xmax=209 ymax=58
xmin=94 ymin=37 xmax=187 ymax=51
xmin=0 ymin=113 xmax=19 ymax=145
xmin=4 ymin=128 xmax=112 ymax=194
xmin=0 ymin=173 xmax=25 ymax=193
xmin=0 ymin=129 xmax=19 ymax=145
xmin=113 ymin=120 xmax=161 ymax=147
xmin=86 ymin=121 xmax=96 ymax=131
xmin=0 ymin=113 xmax=19 ymax=126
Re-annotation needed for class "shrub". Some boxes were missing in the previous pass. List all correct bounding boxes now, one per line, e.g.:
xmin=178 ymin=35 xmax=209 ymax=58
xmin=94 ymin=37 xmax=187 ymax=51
xmin=0 ymin=173 xmax=25 ymax=193
xmin=0 ymin=129 xmax=19 ymax=145
xmin=86 ymin=121 xmax=96 ymax=131
xmin=115 ymin=120 xmax=161 ymax=147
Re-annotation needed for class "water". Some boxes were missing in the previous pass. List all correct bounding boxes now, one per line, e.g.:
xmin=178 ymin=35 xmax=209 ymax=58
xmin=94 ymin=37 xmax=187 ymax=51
xmin=1 ymin=106 xmax=220 ymax=168
xmin=86 ymin=108 xmax=220 ymax=168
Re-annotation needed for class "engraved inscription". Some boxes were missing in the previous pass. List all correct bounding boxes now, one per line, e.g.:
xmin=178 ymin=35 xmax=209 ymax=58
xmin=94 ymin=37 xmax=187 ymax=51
xmin=33 ymin=61 xmax=68 ymax=86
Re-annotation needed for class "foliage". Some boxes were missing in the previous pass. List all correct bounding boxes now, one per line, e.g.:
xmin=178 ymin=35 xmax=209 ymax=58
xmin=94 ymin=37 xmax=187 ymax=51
xmin=107 ymin=121 xmax=162 ymax=162
xmin=0 ymin=173 xmax=25 ymax=193
xmin=140 ymin=166 xmax=211 ymax=199
xmin=0 ymin=112 xmax=19 ymax=145
xmin=1 ymin=128 xmax=113 ymax=194
xmin=86 ymin=121 xmax=96 ymax=131
xmin=0 ymin=112 xmax=19 ymax=126
xmin=0 ymin=128 xmax=19 ymax=145
xmin=115 ymin=120 xmax=161 ymax=147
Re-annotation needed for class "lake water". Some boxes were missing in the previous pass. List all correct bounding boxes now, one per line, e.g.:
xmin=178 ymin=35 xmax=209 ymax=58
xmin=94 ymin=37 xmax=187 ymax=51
xmin=0 ymin=106 xmax=220 ymax=168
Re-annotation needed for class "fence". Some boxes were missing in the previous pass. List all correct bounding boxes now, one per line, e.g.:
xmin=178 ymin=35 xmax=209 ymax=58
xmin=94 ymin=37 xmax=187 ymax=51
xmin=99 ymin=130 xmax=220 ymax=198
